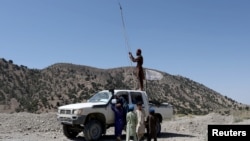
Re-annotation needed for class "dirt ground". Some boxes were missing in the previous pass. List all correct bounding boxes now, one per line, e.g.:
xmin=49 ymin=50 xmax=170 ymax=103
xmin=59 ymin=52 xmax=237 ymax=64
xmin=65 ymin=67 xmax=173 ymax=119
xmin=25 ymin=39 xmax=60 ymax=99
xmin=0 ymin=112 xmax=249 ymax=141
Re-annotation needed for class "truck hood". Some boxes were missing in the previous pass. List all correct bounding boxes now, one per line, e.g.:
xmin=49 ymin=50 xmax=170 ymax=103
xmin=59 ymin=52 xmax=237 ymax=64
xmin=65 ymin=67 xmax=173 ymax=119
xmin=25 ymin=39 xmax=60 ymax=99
xmin=58 ymin=102 xmax=106 ymax=110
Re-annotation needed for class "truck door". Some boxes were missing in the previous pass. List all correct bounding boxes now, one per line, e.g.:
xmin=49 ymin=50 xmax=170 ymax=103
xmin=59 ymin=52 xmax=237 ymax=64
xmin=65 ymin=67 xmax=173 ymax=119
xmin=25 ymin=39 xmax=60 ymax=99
xmin=115 ymin=91 xmax=129 ymax=123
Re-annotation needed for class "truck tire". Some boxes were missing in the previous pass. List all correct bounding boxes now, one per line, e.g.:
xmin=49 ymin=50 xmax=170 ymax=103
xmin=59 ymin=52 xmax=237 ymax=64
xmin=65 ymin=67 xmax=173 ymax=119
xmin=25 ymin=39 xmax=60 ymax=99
xmin=84 ymin=120 xmax=102 ymax=141
xmin=63 ymin=125 xmax=78 ymax=139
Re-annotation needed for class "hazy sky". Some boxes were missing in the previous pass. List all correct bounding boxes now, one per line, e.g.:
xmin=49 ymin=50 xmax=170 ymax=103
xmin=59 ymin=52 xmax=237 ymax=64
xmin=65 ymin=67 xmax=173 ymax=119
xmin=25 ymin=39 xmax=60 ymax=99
xmin=0 ymin=0 xmax=249 ymax=105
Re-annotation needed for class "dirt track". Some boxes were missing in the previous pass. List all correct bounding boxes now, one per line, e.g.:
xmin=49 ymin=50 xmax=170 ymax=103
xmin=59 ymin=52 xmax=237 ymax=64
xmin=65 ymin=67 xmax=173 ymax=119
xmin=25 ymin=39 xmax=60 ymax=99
xmin=0 ymin=112 xmax=249 ymax=141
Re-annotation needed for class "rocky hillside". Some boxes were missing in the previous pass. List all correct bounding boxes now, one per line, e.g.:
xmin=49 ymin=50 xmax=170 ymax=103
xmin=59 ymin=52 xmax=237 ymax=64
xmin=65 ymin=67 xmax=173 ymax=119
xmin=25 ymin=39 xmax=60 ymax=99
xmin=0 ymin=58 xmax=248 ymax=114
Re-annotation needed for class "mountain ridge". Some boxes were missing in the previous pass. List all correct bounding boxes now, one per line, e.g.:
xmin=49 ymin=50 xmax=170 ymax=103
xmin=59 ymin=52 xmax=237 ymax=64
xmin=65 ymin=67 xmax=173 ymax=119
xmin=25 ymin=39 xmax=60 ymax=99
xmin=0 ymin=58 xmax=248 ymax=115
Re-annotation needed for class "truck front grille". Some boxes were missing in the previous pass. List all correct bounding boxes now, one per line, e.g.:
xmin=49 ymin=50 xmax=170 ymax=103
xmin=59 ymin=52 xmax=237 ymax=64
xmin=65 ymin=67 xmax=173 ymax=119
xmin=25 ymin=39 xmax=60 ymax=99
xmin=60 ymin=109 xmax=72 ymax=114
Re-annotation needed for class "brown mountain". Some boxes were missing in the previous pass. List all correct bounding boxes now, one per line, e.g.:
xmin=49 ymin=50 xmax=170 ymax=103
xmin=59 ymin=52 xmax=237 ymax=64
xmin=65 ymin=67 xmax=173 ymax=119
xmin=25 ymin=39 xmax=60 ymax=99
xmin=0 ymin=58 xmax=248 ymax=114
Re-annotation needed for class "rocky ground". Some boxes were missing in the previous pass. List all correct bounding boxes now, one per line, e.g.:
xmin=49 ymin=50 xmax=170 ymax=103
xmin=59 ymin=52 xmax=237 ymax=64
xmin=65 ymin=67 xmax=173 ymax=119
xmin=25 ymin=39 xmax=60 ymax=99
xmin=0 ymin=112 xmax=249 ymax=141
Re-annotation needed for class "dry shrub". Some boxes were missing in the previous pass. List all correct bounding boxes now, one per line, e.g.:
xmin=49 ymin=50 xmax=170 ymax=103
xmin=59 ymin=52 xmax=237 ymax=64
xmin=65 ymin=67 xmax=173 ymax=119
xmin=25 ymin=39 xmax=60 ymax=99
xmin=231 ymin=110 xmax=250 ymax=123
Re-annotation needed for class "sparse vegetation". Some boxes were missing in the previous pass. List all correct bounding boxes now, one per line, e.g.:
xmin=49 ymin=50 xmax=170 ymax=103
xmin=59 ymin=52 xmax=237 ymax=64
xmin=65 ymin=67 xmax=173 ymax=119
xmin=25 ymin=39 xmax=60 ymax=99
xmin=232 ymin=110 xmax=250 ymax=123
xmin=0 ymin=58 xmax=246 ymax=114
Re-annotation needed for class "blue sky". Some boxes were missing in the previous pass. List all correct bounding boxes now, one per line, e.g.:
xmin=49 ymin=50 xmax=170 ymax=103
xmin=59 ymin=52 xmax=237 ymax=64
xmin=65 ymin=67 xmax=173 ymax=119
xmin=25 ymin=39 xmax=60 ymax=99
xmin=0 ymin=0 xmax=249 ymax=105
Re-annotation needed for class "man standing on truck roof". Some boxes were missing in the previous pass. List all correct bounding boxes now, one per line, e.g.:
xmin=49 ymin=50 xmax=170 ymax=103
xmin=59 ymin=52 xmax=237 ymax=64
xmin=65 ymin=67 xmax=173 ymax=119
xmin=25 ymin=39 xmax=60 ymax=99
xmin=129 ymin=49 xmax=145 ymax=91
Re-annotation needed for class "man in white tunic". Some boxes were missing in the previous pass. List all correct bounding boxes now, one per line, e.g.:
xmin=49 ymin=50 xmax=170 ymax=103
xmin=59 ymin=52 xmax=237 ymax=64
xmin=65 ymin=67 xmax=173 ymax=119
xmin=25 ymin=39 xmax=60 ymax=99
xmin=126 ymin=104 xmax=138 ymax=141
xmin=135 ymin=101 xmax=146 ymax=141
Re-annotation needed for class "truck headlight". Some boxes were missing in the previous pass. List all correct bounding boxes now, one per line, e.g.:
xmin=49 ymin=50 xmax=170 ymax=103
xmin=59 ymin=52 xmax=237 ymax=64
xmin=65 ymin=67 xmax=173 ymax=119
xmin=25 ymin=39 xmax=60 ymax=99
xmin=73 ymin=109 xmax=84 ymax=115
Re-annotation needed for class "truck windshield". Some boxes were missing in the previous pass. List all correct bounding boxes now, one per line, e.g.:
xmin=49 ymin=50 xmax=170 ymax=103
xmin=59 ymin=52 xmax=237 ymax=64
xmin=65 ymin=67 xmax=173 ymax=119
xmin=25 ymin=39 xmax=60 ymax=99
xmin=88 ymin=91 xmax=112 ymax=103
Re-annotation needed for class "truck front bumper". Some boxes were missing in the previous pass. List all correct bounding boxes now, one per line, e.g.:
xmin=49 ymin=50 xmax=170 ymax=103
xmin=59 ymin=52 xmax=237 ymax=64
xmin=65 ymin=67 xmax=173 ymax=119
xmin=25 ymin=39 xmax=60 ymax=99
xmin=57 ymin=114 xmax=87 ymax=125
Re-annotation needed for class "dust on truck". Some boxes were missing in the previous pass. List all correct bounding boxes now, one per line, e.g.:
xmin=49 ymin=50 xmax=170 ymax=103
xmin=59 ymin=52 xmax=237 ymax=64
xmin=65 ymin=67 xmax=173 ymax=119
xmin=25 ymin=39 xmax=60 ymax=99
xmin=57 ymin=89 xmax=173 ymax=141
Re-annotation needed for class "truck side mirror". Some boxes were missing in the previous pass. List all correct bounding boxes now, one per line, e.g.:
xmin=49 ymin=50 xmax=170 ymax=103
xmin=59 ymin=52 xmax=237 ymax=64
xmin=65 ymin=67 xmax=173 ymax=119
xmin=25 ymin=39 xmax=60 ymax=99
xmin=111 ymin=99 xmax=117 ymax=104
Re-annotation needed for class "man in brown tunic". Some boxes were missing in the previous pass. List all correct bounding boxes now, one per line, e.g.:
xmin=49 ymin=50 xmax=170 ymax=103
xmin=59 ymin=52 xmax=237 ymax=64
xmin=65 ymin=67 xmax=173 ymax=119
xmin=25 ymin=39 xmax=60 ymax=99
xmin=146 ymin=108 xmax=157 ymax=141
xmin=129 ymin=49 xmax=145 ymax=91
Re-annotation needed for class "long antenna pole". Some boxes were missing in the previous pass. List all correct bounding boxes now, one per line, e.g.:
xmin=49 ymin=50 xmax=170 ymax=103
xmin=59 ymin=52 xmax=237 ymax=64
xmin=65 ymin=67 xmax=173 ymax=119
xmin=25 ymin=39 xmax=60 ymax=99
xmin=116 ymin=0 xmax=136 ymax=89
xmin=117 ymin=1 xmax=131 ymax=55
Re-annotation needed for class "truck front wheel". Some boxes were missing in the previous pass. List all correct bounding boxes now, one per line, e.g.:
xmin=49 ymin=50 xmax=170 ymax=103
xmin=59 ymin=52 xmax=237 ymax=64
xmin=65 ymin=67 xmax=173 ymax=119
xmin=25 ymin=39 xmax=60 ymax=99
xmin=63 ymin=125 xmax=78 ymax=139
xmin=84 ymin=120 xmax=102 ymax=141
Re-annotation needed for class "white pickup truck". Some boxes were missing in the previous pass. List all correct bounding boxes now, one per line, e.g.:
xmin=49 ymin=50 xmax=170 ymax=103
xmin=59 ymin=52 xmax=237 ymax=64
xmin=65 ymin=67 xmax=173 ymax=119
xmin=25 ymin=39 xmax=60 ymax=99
xmin=57 ymin=89 xmax=173 ymax=141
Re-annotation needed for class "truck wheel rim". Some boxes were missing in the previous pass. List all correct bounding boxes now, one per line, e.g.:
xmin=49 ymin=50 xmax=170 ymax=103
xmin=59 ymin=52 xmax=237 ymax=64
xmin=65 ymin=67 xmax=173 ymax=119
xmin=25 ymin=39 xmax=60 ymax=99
xmin=90 ymin=124 xmax=101 ymax=139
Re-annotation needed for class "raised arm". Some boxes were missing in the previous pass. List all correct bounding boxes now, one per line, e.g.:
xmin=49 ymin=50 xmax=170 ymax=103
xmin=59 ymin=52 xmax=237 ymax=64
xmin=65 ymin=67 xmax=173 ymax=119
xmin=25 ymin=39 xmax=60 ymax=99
xmin=129 ymin=52 xmax=138 ymax=62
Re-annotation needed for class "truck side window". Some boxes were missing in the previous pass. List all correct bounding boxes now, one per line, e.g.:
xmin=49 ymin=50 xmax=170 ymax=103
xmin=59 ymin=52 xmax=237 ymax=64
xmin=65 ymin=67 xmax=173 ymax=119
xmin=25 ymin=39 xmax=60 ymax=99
xmin=131 ymin=92 xmax=144 ymax=104
xmin=116 ymin=91 xmax=129 ymax=104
